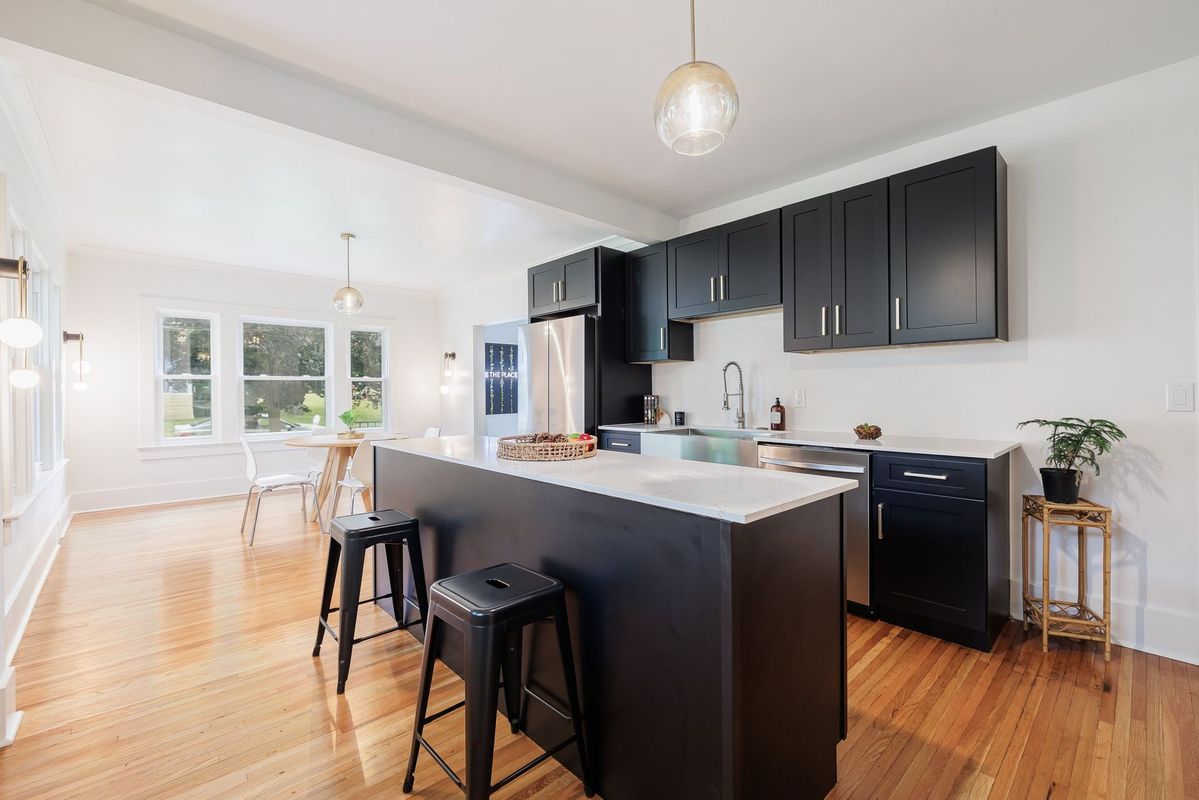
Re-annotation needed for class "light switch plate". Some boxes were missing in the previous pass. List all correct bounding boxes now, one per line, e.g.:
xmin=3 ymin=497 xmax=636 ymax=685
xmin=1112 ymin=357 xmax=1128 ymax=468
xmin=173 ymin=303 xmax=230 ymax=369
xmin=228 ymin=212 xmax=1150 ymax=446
xmin=1166 ymin=382 xmax=1195 ymax=412
xmin=794 ymin=389 xmax=806 ymax=408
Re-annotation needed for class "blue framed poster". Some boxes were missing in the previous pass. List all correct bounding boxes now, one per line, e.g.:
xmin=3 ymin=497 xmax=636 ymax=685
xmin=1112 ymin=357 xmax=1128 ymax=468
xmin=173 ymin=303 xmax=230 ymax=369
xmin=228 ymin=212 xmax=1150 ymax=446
xmin=484 ymin=342 xmax=518 ymax=415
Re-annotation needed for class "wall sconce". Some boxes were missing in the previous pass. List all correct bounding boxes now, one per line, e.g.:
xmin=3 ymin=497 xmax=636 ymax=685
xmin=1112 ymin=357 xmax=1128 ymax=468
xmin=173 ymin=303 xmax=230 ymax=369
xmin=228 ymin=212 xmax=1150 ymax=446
xmin=0 ymin=256 xmax=44 ymax=350
xmin=439 ymin=351 xmax=456 ymax=395
xmin=64 ymin=332 xmax=89 ymax=391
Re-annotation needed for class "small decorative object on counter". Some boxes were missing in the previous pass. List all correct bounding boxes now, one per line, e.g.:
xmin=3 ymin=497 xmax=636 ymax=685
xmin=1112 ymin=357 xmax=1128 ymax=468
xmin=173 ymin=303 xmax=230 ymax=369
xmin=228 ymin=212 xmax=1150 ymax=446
xmin=337 ymin=409 xmax=365 ymax=439
xmin=1017 ymin=417 xmax=1126 ymax=503
xmin=674 ymin=411 xmax=686 ymax=425
xmin=643 ymin=395 xmax=661 ymax=425
xmin=497 ymin=432 xmax=597 ymax=461
xmin=853 ymin=423 xmax=882 ymax=440
xmin=770 ymin=397 xmax=785 ymax=431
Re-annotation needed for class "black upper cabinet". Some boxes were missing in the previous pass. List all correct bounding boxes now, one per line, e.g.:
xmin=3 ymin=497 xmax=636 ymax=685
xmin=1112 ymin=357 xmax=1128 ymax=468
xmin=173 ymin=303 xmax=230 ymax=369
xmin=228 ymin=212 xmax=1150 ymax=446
xmin=667 ymin=228 xmax=721 ymax=318
xmin=626 ymin=244 xmax=694 ymax=362
xmin=783 ymin=180 xmax=888 ymax=351
xmin=528 ymin=249 xmax=598 ymax=317
xmin=889 ymin=147 xmax=1008 ymax=344
xmin=717 ymin=209 xmax=782 ymax=313
xmin=873 ymin=488 xmax=987 ymax=633
xmin=669 ymin=210 xmax=781 ymax=319
xmin=782 ymin=195 xmax=832 ymax=351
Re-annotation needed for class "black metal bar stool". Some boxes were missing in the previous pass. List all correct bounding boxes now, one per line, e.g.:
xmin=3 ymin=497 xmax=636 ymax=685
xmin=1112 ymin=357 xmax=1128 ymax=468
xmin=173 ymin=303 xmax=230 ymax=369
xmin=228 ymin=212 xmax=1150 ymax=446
xmin=402 ymin=563 xmax=594 ymax=800
xmin=312 ymin=509 xmax=428 ymax=694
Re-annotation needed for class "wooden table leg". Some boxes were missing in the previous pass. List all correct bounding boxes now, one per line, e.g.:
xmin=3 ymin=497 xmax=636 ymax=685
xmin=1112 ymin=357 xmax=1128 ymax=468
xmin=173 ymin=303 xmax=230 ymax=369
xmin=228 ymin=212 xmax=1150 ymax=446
xmin=1022 ymin=511 xmax=1030 ymax=631
xmin=1041 ymin=509 xmax=1051 ymax=653
xmin=1103 ymin=521 xmax=1112 ymax=662
xmin=312 ymin=449 xmax=338 ymax=522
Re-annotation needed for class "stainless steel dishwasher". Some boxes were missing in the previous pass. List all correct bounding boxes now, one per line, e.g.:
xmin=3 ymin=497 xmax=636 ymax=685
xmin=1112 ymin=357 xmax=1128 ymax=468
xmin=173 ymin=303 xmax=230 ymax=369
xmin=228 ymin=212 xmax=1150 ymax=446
xmin=759 ymin=443 xmax=873 ymax=615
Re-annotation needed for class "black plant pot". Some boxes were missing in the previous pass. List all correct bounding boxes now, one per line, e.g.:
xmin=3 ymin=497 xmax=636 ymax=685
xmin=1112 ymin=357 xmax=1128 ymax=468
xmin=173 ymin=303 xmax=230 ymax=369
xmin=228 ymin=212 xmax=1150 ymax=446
xmin=1040 ymin=468 xmax=1081 ymax=504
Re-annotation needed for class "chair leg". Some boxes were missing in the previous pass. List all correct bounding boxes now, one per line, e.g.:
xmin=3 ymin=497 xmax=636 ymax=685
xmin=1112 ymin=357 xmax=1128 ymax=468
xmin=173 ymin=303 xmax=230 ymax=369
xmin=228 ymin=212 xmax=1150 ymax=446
xmin=248 ymin=488 xmax=267 ymax=547
xmin=405 ymin=524 xmax=430 ymax=637
xmin=313 ymin=538 xmax=341 ymax=657
xmin=324 ymin=483 xmax=345 ymax=534
xmin=403 ymin=611 xmax=441 ymax=794
xmin=500 ymin=628 xmax=524 ymax=733
xmin=554 ymin=598 xmax=594 ymax=797
xmin=463 ymin=624 xmax=501 ymax=800
xmin=349 ymin=488 xmax=358 ymax=516
xmin=309 ymin=480 xmax=322 ymax=523
xmin=336 ymin=542 xmax=365 ymax=694
xmin=383 ymin=542 xmax=406 ymax=625
xmin=300 ymin=483 xmax=308 ymax=519
xmin=239 ymin=487 xmax=256 ymax=533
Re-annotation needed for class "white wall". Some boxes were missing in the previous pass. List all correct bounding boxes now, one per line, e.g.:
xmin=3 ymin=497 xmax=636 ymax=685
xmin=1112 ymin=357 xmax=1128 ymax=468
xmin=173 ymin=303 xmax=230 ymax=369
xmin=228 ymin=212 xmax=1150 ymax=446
xmin=0 ymin=61 xmax=69 ymax=745
xmin=654 ymin=58 xmax=1199 ymax=664
xmin=65 ymin=250 xmax=442 ymax=512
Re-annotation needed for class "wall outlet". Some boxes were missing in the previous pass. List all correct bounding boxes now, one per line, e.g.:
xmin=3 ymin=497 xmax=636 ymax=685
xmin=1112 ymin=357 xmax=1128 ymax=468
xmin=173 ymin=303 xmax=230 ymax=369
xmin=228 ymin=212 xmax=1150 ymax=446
xmin=1166 ymin=382 xmax=1195 ymax=412
xmin=794 ymin=389 xmax=807 ymax=408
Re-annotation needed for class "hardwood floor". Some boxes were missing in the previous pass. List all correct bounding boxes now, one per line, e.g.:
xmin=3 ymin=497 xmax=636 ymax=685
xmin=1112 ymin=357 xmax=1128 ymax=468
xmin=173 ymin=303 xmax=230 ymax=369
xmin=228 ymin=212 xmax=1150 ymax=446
xmin=1 ymin=496 xmax=1195 ymax=799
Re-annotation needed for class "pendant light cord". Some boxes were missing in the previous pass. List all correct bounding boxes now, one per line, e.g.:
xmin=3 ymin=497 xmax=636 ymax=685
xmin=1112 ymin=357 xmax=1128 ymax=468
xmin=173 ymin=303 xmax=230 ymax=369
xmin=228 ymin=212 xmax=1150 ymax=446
xmin=345 ymin=236 xmax=351 ymax=286
xmin=690 ymin=0 xmax=697 ymax=62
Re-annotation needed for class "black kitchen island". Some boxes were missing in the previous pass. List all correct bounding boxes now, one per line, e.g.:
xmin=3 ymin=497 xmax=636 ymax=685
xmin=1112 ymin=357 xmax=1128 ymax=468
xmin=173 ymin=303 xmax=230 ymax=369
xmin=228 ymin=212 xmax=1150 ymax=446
xmin=372 ymin=436 xmax=855 ymax=800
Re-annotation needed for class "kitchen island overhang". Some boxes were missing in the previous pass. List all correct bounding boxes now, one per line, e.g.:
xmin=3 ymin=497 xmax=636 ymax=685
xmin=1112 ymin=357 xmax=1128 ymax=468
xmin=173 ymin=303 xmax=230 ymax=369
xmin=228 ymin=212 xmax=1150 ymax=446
xmin=372 ymin=436 xmax=855 ymax=800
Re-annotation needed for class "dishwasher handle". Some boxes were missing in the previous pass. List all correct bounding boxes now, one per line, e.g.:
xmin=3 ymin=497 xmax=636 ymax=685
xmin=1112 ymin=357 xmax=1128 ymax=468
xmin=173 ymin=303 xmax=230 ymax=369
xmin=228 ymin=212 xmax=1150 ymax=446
xmin=758 ymin=456 xmax=866 ymax=474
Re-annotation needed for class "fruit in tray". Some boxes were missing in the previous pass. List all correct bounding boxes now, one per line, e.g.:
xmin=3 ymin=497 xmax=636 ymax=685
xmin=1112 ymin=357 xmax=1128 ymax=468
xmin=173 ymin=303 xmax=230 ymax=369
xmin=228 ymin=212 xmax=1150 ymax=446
xmin=853 ymin=423 xmax=883 ymax=440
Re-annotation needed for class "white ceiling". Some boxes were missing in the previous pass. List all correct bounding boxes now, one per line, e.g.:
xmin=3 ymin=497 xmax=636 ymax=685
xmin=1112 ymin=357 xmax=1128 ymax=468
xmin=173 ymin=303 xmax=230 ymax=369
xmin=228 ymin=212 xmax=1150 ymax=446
xmin=92 ymin=0 xmax=1199 ymax=217
xmin=23 ymin=66 xmax=614 ymax=292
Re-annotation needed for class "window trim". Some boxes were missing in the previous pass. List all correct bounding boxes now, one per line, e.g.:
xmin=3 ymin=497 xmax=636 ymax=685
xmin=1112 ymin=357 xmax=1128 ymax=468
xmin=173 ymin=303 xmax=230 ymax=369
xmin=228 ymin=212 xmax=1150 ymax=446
xmin=348 ymin=325 xmax=388 ymax=431
xmin=237 ymin=315 xmax=332 ymax=437
xmin=154 ymin=309 xmax=219 ymax=446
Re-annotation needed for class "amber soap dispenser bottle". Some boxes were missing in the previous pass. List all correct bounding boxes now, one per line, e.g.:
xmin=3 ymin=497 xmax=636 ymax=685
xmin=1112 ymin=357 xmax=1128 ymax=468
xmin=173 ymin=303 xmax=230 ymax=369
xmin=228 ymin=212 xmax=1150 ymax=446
xmin=770 ymin=397 xmax=786 ymax=431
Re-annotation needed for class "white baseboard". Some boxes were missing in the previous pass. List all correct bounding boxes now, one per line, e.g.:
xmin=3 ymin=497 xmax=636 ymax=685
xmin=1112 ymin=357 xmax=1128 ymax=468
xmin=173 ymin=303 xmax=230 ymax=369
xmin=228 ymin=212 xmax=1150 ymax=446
xmin=4 ymin=498 xmax=70 ymax=662
xmin=1008 ymin=579 xmax=1199 ymax=666
xmin=70 ymin=476 xmax=247 ymax=514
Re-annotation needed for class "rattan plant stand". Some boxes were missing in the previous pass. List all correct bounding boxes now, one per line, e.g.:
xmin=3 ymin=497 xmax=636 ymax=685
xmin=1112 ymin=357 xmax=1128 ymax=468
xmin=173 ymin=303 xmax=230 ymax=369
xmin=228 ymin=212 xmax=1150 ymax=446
xmin=1022 ymin=495 xmax=1114 ymax=661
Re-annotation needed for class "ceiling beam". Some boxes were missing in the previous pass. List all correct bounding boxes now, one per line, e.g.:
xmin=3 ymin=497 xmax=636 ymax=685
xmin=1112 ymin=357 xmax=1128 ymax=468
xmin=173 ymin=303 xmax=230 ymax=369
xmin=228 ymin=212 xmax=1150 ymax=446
xmin=0 ymin=0 xmax=678 ymax=243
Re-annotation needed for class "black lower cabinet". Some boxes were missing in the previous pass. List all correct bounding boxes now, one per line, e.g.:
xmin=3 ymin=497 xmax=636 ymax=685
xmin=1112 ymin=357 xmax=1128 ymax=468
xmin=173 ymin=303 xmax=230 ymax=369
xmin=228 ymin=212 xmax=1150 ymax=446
xmin=872 ymin=453 xmax=1010 ymax=651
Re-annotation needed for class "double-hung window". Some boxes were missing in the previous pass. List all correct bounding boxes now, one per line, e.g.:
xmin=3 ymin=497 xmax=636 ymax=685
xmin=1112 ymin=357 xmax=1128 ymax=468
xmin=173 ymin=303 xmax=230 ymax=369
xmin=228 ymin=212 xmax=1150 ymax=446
xmin=349 ymin=328 xmax=386 ymax=430
xmin=241 ymin=320 xmax=329 ymax=433
xmin=158 ymin=314 xmax=215 ymax=439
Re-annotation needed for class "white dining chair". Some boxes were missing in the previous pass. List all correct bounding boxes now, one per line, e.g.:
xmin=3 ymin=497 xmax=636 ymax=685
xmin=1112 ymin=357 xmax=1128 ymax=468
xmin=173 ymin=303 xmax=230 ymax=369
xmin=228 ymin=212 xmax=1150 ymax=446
xmin=325 ymin=439 xmax=374 ymax=533
xmin=240 ymin=437 xmax=321 ymax=547
xmin=423 ymin=427 xmax=441 ymax=437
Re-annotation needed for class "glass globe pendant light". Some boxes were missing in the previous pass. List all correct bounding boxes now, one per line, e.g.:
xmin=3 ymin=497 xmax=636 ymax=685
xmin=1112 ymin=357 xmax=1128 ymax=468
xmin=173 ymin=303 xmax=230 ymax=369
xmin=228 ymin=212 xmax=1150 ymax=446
xmin=333 ymin=232 xmax=364 ymax=315
xmin=0 ymin=257 xmax=44 ymax=349
xmin=65 ymin=332 xmax=89 ymax=391
xmin=654 ymin=0 xmax=739 ymax=156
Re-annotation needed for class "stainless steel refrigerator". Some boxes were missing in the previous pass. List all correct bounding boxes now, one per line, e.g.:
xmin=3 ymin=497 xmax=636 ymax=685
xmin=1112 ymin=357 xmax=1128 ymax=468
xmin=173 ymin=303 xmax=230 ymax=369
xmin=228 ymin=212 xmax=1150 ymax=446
xmin=516 ymin=315 xmax=648 ymax=435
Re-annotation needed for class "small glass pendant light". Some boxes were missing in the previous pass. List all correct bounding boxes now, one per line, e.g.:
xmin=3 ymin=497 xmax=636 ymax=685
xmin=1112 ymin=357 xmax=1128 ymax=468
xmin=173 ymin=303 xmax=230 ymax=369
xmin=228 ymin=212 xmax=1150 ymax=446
xmin=654 ymin=0 xmax=739 ymax=156
xmin=333 ymin=232 xmax=364 ymax=315
xmin=0 ymin=257 xmax=44 ymax=349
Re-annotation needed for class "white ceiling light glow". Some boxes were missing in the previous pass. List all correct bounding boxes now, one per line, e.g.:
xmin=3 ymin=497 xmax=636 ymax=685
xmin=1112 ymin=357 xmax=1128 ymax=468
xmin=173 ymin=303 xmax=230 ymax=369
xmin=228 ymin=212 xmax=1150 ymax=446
xmin=654 ymin=0 xmax=739 ymax=156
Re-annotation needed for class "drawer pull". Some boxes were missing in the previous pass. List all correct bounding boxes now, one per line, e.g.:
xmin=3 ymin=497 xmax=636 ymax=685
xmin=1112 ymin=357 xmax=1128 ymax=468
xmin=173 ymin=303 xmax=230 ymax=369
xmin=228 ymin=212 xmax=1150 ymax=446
xmin=903 ymin=470 xmax=948 ymax=480
xmin=609 ymin=441 xmax=631 ymax=448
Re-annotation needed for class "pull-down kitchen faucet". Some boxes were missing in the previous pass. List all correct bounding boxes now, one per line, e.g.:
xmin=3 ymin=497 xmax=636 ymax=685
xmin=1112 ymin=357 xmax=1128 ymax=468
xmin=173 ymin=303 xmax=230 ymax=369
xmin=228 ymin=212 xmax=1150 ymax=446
xmin=721 ymin=361 xmax=745 ymax=429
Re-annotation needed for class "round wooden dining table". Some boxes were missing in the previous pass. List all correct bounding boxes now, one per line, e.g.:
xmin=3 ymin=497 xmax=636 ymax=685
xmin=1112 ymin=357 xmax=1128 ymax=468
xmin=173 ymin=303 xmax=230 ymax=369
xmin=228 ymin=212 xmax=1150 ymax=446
xmin=283 ymin=433 xmax=403 ymax=522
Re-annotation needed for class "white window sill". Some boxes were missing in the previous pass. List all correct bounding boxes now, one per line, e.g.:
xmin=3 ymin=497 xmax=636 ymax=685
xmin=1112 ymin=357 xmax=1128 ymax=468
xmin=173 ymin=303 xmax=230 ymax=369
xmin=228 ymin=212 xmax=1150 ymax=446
xmin=137 ymin=435 xmax=303 ymax=461
xmin=3 ymin=459 xmax=69 ymax=521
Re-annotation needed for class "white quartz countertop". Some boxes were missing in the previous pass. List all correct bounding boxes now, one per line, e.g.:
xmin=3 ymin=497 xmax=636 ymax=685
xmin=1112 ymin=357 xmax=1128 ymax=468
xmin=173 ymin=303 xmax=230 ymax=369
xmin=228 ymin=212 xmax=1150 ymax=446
xmin=375 ymin=435 xmax=856 ymax=524
xmin=599 ymin=423 xmax=1019 ymax=460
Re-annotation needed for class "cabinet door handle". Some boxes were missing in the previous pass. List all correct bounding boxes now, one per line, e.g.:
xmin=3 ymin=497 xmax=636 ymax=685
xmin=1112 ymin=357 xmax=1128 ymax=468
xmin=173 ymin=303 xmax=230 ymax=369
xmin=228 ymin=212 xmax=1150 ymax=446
xmin=903 ymin=470 xmax=949 ymax=480
xmin=877 ymin=502 xmax=884 ymax=540
xmin=821 ymin=306 xmax=828 ymax=336
xmin=894 ymin=297 xmax=901 ymax=330
xmin=709 ymin=276 xmax=716 ymax=303
xmin=559 ymin=280 xmax=566 ymax=301
xmin=552 ymin=280 xmax=559 ymax=303
xmin=719 ymin=274 xmax=726 ymax=301
xmin=659 ymin=327 xmax=665 ymax=350
xmin=834 ymin=304 xmax=841 ymax=335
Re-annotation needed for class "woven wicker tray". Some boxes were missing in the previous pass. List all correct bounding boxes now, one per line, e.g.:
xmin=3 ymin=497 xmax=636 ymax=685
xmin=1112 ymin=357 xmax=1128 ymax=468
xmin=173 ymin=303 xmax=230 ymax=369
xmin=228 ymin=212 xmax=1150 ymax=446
xmin=497 ymin=435 xmax=597 ymax=462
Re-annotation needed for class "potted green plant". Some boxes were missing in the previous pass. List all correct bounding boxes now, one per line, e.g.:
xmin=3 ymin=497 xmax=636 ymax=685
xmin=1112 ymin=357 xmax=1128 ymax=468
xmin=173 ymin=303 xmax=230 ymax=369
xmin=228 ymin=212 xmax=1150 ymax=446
xmin=338 ymin=409 xmax=364 ymax=440
xmin=1017 ymin=417 xmax=1126 ymax=503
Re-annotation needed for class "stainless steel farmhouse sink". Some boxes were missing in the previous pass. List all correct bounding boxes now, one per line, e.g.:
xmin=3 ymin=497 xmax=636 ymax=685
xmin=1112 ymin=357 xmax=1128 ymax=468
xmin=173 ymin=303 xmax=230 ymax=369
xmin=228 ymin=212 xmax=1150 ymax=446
xmin=641 ymin=427 xmax=780 ymax=467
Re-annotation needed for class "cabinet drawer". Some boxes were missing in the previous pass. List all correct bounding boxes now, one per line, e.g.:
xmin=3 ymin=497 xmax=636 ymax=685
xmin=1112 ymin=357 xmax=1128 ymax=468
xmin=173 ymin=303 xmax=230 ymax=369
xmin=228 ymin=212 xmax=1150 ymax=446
xmin=599 ymin=432 xmax=641 ymax=454
xmin=872 ymin=453 xmax=985 ymax=499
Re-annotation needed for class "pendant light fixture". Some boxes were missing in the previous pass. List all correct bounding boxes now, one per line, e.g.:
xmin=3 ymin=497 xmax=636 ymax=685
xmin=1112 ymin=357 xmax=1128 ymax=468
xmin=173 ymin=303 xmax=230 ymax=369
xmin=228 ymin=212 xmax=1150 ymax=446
xmin=0 ymin=256 xmax=44 ymax=349
xmin=654 ymin=0 xmax=739 ymax=156
xmin=64 ymin=332 xmax=89 ymax=391
xmin=439 ymin=351 xmax=456 ymax=396
xmin=333 ymin=232 xmax=364 ymax=315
